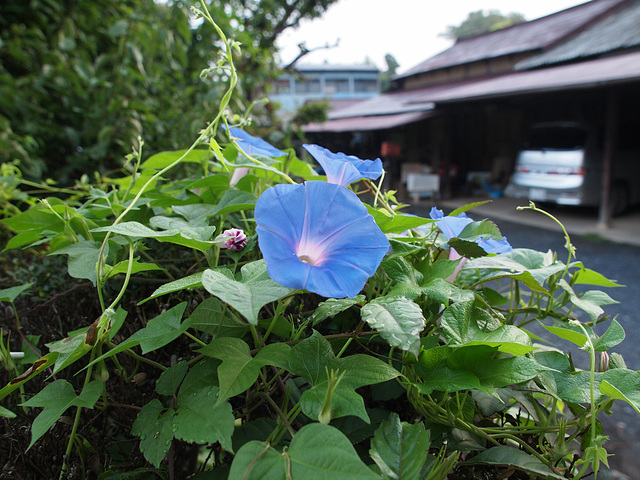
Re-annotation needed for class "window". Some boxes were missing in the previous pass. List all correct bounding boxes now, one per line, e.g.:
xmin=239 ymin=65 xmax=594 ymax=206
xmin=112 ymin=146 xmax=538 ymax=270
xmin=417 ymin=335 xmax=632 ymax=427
xmin=325 ymin=78 xmax=349 ymax=94
xmin=295 ymin=78 xmax=321 ymax=93
xmin=354 ymin=79 xmax=378 ymax=93
xmin=275 ymin=79 xmax=290 ymax=93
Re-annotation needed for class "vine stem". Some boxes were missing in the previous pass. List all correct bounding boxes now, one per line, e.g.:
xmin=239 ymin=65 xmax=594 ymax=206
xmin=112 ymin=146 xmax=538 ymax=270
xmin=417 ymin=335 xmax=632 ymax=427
xmin=571 ymin=320 xmax=598 ymax=448
xmin=60 ymin=348 xmax=98 ymax=480
xmin=517 ymin=201 xmax=575 ymax=276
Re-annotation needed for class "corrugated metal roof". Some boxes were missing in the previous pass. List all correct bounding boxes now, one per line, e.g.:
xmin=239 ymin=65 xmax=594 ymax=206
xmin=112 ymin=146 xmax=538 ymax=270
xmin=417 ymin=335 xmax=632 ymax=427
xmin=432 ymin=50 xmax=640 ymax=102
xmin=328 ymin=85 xmax=444 ymax=119
xmin=317 ymin=50 xmax=640 ymax=122
xmin=397 ymin=0 xmax=627 ymax=78
xmin=303 ymin=112 xmax=434 ymax=133
xmin=515 ymin=0 xmax=640 ymax=69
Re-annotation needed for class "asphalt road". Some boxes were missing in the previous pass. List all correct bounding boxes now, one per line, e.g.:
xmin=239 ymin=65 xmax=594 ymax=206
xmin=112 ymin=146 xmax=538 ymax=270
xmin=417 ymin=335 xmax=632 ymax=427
xmin=493 ymin=218 xmax=640 ymax=479
xmin=408 ymin=206 xmax=640 ymax=478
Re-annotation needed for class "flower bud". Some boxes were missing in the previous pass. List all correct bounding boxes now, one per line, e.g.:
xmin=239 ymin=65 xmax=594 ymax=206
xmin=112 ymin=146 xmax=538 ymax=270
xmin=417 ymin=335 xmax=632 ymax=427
xmin=214 ymin=228 xmax=247 ymax=252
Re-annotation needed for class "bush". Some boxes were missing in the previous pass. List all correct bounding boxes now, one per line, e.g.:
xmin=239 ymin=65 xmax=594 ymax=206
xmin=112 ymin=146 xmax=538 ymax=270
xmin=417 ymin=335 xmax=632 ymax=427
xmin=0 ymin=6 xmax=633 ymax=480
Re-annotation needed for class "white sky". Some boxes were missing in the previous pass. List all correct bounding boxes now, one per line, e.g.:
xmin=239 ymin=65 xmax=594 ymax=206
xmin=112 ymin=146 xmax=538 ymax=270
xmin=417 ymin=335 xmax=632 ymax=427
xmin=276 ymin=0 xmax=587 ymax=74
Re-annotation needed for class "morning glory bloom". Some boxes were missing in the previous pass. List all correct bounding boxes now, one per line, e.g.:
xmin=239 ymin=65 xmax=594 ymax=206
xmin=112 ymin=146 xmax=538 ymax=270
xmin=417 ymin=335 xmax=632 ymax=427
xmin=255 ymin=181 xmax=390 ymax=298
xmin=303 ymin=144 xmax=383 ymax=186
xmin=429 ymin=207 xmax=512 ymax=255
xmin=226 ymin=127 xmax=286 ymax=158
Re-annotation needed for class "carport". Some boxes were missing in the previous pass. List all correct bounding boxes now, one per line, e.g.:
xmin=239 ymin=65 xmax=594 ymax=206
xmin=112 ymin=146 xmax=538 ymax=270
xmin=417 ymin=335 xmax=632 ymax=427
xmin=428 ymin=50 xmax=640 ymax=228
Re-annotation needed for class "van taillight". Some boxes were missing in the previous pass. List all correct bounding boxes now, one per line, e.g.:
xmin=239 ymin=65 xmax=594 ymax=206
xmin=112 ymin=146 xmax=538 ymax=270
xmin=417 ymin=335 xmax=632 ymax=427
xmin=549 ymin=167 xmax=586 ymax=175
xmin=516 ymin=165 xmax=585 ymax=175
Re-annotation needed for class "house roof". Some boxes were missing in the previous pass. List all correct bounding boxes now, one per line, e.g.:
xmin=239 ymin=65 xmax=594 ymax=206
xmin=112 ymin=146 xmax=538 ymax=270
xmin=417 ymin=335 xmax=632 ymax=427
xmin=431 ymin=50 xmax=640 ymax=102
xmin=515 ymin=0 xmax=640 ymax=69
xmin=290 ymin=63 xmax=379 ymax=73
xmin=329 ymin=86 xmax=439 ymax=119
xmin=315 ymin=50 xmax=640 ymax=130
xmin=303 ymin=112 xmax=434 ymax=133
xmin=396 ymin=0 xmax=628 ymax=79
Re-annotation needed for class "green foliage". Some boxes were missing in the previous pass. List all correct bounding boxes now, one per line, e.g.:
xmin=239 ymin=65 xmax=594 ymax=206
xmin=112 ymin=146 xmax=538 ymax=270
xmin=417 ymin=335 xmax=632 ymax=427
xmin=0 ymin=4 xmax=634 ymax=480
xmin=0 ymin=0 xmax=338 ymax=182
xmin=442 ymin=9 xmax=526 ymax=40
xmin=229 ymin=423 xmax=379 ymax=480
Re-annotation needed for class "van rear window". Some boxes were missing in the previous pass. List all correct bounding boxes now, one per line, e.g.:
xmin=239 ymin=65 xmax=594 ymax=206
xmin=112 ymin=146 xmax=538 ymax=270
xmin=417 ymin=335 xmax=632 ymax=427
xmin=526 ymin=126 xmax=588 ymax=150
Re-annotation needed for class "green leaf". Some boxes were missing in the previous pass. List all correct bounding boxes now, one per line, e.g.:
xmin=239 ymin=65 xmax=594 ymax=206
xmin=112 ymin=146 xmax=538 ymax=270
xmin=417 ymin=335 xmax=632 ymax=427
xmin=535 ymin=351 xmax=603 ymax=403
xmin=49 ymin=241 xmax=102 ymax=284
xmin=185 ymin=296 xmax=249 ymax=337
xmin=198 ymin=338 xmax=291 ymax=404
xmin=450 ymin=201 xmax=492 ymax=216
xmin=593 ymin=319 xmax=625 ymax=352
xmin=417 ymin=259 xmax=459 ymax=283
xmin=287 ymin=331 xmax=399 ymax=423
xmin=0 ymin=353 xmax=58 ymax=402
xmin=131 ymin=399 xmax=175 ymax=468
xmin=472 ymin=270 xmax=549 ymax=295
xmin=46 ymin=323 xmax=97 ymax=374
xmin=369 ymin=413 xmax=431 ymax=480
xmin=155 ymin=360 xmax=189 ymax=396
xmin=458 ymin=219 xmax=503 ymax=242
xmin=448 ymin=345 xmax=553 ymax=389
xmin=1 ymin=206 xmax=64 ymax=251
xmin=574 ymin=267 xmax=623 ymax=287
xmin=174 ymin=385 xmax=234 ymax=451
xmin=185 ymin=174 xmax=229 ymax=194
xmin=139 ymin=271 xmax=204 ymax=304
xmin=20 ymin=380 xmax=102 ymax=449
xmin=311 ymin=295 xmax=365 ymax=326
xmin=541 ymin=320 xmax=591 ymax=347
xmin=0 ymin=405 xmax=16 ymax=418
xmin=107 ymin=256 xmax=164 ymax=278
xmin=447 ymin=238 xmax=487 ymax=258
xmin=179 ymin=357 xmax=220 ymax=397
xmin=366 ymin=206 xmax=431 ymax=234
xmin=92 ymin=221 xmax=218 ymax=252
xmin=134 ymin=302 xmax=188 ymax=354
xmin=107 ymin=19 xmax=129 ymax=38
xmin=600 ymin=368 xmax=640 ymax=414
xmin=0 ymin=282 xmax=32 ymax=302
xmin=558 ymin=279 xmax=618 ymax=321
xmin=440 ymin=301 xmax=507 ymax=347
xmin=361 ymin=296 xmax=426 ymax=356
xmin=422 ymin=278 xmax=475 ymax=305
xmin=415 ymin=346 xmax=481 ymax=394
xmin=467 ymin=248 xmax=565 ymax=286
xmin=140 ymin=149 xmax=210 ymax=169
xmin=381 ymin=256 xmax=423 ymax=286
xmin=209 ymin=189 xmax=257 ymax=216
xmin=87 ymin=302 xmax=188 ymax=368
xmin=228 ymin=423 xmax=379 ymax=480
xmin=201 ymin=260 xmax=293 ymax=325
xmin=464 ymin=446 xmax=565 ymax=479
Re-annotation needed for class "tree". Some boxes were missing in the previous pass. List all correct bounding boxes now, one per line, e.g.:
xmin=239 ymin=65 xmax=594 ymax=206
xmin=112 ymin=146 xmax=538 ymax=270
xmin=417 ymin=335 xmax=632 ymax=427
xmin=0 ymin=0 xmax=338 ymax=182
xmin=441 ymin=10 xmax=526 ymax=40
xmin=380 ymin=53 xmax=400 ymax=92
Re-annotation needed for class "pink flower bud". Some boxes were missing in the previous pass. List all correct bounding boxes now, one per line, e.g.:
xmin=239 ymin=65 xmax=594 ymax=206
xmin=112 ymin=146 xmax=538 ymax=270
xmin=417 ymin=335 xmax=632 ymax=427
xmin=215 ymin=228 xmax=247 ymax=252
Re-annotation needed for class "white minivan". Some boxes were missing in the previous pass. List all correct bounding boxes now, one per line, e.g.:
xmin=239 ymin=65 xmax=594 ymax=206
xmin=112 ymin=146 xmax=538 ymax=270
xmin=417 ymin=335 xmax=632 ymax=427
xmin=505 ymin=122 xmax=639 ymax=215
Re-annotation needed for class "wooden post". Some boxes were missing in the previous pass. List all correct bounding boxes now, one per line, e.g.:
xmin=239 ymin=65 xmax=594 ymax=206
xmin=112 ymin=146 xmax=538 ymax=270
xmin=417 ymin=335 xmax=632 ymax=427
xmin=598 ymin=91 xmax=618 ymax=229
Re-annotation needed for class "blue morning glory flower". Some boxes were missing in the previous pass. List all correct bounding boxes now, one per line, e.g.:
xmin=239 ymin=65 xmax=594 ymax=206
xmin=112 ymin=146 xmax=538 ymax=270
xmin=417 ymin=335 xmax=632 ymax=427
xmin=255 ymin=181 xmax=390 ymax=298
xmin=303 ymin=144 xmax=383 ymax=186
xmin=429 ymin=207 xmax=512 ymax=254
xmin=226 ymin=127 xmax=286 ymax=158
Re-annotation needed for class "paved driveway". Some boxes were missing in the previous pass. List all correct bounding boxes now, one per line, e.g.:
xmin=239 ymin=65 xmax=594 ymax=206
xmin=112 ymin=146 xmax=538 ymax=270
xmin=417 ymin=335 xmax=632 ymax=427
xmin=437 ymin=196 xmax=640 ymax=247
